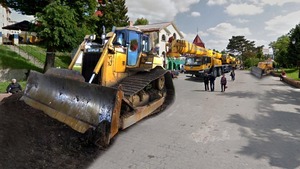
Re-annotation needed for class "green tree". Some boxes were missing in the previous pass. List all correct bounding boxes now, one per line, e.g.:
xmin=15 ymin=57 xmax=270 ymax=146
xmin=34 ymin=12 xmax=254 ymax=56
xmin=3 ymin=0 xmax=98 ymax=72
xmin=287 ymin=23 xmax=300 ymax=67
xmin=226 ymin=36 xmax=256 ymax=63
xmin=1 ymin=0 xmax=49 ymax=15
xmin=96 ymin=0 xmax=129 ymax=36
xmin=35 ymin=0 xmax=91 ymax=71
xmin=134 ymin=18 xmax=149 ymax=25
xmin=269 ymin=35 xmax=290 ymax=67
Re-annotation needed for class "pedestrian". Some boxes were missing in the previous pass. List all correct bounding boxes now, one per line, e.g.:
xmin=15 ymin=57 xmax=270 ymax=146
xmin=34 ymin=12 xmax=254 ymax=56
xmin=280 ymin=70 xmax=286 ymax=81
xmin=220 ymin=74 xmax=227 ymax=92
xmin=203 ymin=73 xmax=209 ymax=91
xmin=6 ymin=79 xmax=22 ymax=94
xmin=230 ymin=69 xmax=235 ymax=81
xmin=209 ymin=74 xmax=215 ymax=92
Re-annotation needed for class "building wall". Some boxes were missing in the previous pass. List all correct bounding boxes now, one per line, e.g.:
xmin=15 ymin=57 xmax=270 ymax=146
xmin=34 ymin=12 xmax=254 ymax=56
xmin=0 ymin=5 xmax=12 ymax=39
xmin=157 ymin=24 xmax=183 ymax=57
xmin=157 ymin=24 xmax=183 ymax=68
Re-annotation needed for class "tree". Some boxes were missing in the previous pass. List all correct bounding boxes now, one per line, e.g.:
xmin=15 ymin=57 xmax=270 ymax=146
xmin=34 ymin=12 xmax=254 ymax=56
xmin=95 ymin=0 xmax=129 ymax=36
xmin=134 ymin=18 xmax=149 ymax=25
xmin=226 ymin=36 xmax=256 ymax=63
xmin=3 ymin=0 xmax=98 ymax=72
xmin=269 ymin=35 xmax=290 ymax=67
xmin=1 ymin=0 xmax=49 ymax=15
xmin=287 ymin=23 xmax=300 ymax=67
xmin=35 ymin=0 xmax=91 ymax=71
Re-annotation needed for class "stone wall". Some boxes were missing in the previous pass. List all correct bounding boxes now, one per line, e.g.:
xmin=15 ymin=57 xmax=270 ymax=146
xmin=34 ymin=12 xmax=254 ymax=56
xmin=0 ymin=69 xmax=29 ymax=82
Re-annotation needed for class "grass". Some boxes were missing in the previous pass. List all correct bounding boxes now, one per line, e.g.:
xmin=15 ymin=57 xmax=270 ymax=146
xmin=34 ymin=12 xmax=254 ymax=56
xmin=283 ymin=68 xmax=300 ymax=81
xmin=19 ymin=44 xmax=71 ymax=68
xmin=0 ymin=45 xmax=43 ymax=93
xmin=0 ymin=81 xmax=27 ymax=93
xmin=0 ymin=44 xmax=73 ymax=93
xmin=0 ymin=45 xmax=42 ymax=71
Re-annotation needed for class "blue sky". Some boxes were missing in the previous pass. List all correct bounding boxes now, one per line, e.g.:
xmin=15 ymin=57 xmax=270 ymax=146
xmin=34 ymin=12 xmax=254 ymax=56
xmin=10 ymin=0 xmax=300 ymax=52
xmin=125 ymin=0 xmax=300 ymax=52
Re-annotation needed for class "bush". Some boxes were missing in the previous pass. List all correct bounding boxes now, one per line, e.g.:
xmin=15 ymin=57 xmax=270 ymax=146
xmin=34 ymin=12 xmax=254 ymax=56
xmin=244 ymin=58 xmax=261 ymax=68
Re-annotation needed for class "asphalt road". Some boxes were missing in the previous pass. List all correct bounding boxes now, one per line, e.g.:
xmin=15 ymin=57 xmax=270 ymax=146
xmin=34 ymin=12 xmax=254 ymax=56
xmin=88 ymin=70 xmax=300 ymax=169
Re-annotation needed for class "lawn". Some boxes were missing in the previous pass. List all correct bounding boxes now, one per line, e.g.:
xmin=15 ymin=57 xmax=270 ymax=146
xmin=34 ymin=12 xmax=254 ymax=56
xmin=285 ymin=68 xmax=300 ymax=80
xmin=0 ymin=44 xmax=73 ymax=93
xmin=278 ymin=68 xmax=300 ymax=81
xmin=0 ymin=45 xmax=42 ymax=71
xmin=0 ymin=81 xmax=27 ymax=93
xmin=18 ymin=44 xmax=72 ymax=68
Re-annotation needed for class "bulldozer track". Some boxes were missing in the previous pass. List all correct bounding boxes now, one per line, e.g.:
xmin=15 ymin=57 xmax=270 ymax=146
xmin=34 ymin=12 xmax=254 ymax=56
xmin=112 ymin=67 xmax=175 ymax=121
xmin=112 ymin=68 xmax=168 ymax=97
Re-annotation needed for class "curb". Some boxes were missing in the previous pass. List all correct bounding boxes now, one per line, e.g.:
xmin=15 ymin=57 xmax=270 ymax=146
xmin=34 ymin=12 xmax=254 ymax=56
xmin=270 ymin=71 xmax=300 ymax=88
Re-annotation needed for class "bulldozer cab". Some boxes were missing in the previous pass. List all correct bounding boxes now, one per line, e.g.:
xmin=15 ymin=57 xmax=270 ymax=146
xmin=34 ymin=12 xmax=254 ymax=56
xmin=114 ymin=29 xmax=151 ymax=67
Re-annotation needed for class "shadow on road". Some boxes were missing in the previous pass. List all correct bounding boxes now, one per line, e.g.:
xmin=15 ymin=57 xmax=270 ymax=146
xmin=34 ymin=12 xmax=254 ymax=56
xmin=227 ymin=88 xmax=300 ymax=169
xmin=184 ymin=76 xmax=203 ymax=82
xmin=218 ymin=91 xmax=258 ymax=99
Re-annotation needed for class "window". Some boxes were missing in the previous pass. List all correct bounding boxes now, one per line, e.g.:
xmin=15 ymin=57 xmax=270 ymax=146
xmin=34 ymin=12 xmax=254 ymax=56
xmin=161 ymin=34 xmax=166 ymax=41
xmin=173 ymin=33 xmax=177 ymax=40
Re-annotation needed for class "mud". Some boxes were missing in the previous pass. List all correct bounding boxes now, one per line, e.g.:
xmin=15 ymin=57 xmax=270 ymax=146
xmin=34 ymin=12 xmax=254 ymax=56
xmin=0 ymin=93 xmax=102 ymax=169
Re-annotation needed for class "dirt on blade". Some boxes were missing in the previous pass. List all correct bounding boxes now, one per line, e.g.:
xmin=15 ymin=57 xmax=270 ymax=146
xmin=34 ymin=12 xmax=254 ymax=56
xmin=0 ymin=93 xmax=103 ymax=169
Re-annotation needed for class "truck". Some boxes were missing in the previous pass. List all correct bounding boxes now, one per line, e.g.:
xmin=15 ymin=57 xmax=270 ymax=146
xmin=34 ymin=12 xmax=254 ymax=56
xmin=167 ymin=39 xmax=223 ymax=77
xmin=220 ymin=53 xmax=237 ymax=73
xmin=21 ymin=26 xmax=175 ymax=147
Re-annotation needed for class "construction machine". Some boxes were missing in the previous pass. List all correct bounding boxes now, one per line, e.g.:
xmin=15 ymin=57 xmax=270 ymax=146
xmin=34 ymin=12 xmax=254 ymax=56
xmin=167 ymin=39 xmax=223 ymax=77
xmin=220 ymin=54 xmax=237 ymax=73
xmin=21 ymin=26 xmax=175 ymax=147
xmin=257 ymin=58 xmax=274 ymax=73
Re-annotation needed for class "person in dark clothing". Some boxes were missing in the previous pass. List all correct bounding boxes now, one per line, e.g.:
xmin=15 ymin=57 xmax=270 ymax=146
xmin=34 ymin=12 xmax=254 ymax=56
xmin=203 ymin=73 xmax=209 ymax=91
xmin=220 ymin=74 xmax=227 ymax=92
xmin=230 ymin=70 xmax=235 ymax=81
xmin=209 ymin=74 xmax=215 ymax=92
xmin=6 ymin=79 xmax=22 ymax=94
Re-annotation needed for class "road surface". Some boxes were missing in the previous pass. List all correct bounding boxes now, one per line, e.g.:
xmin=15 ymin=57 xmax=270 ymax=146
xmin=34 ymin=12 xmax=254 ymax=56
xmin=88 ymin=70 xmax=300 ymax=169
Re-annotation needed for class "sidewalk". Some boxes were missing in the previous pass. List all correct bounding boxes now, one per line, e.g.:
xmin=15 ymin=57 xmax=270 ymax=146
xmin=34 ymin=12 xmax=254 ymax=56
xmin=0 ymin=93 xmax=11 ymax=102
xmin=5 ymin=44 xmax=44 ymax=69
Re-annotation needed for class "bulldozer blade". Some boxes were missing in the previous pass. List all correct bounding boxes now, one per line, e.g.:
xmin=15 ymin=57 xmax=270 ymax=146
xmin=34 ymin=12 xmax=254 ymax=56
xmin=21 ymin=68 xmax=121 ymax=135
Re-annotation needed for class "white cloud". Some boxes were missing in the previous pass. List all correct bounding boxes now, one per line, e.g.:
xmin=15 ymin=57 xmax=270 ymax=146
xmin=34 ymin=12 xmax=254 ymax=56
xmin=207 ymin=0 xmax=227 ymax=6
xmin=207 ymin=22 xmax=251 ymax=39
xmin=235 ymin=18 xmax=249 ymax=24
xmin=10 ymin=10 xmax=34 ymax=22
xmin=125 ymin=0 xmax=200 ymax=23
xmin=205 ymin=39 xmax=229 ymax=51
xmin=265 ymin=10 xmax=300 ymax=36
xmin=259 ymin=0 xmax=300 ymax=6
xmin=252 ymin=39 xmax=269 ymax=47
xmin=225 ymin=3 xmax=263 ymax=16
xmin=182 ymin=30 xmax=208 ymax=40
xmin=174 ymin=0 xmax=201 ymax=12
xmin=191 ymin=12 xmax=201 ymax=17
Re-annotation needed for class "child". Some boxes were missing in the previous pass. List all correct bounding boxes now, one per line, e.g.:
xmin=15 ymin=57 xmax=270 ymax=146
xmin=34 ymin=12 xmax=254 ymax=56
xmin=220 ymin=74 xmax=227 ymax=92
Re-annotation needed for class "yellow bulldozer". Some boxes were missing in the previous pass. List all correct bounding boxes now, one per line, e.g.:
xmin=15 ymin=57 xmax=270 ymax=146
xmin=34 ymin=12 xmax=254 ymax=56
xmin=257 ymin=59 xmax=274 ymax=73
xmin=21 ymin=26 xmax=175 ymax=147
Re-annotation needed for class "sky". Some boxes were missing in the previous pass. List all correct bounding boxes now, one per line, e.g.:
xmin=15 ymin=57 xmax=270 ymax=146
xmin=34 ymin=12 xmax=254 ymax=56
xmin=125 ymin=0 xmax=300 ymax=52
xmin=10 ymin=0 xmax=300 ymax=52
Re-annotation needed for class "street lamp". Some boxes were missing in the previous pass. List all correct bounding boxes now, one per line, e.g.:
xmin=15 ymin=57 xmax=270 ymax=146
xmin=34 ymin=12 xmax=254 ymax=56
xmin=292 ymin=39 xmax=300 ymax=78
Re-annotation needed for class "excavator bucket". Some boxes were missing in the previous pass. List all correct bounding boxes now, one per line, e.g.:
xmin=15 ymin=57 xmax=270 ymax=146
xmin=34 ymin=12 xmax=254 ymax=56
xmin=21 ymin=68 xmax=123 ymax=146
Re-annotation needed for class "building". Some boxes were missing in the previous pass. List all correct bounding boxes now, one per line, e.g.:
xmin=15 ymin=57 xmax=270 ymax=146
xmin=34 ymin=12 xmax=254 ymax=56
xmin=135 ymin=22 xmax=184 ymax=69
xmin=0 ymin=4 xmax=12 ymax=43
xmin=193 ymin=34 xmax=205 ymax=48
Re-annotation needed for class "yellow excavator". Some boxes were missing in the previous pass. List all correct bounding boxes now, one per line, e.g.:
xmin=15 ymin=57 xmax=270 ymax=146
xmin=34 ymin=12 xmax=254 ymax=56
xmin=21 ymin=26 xmax=175 ymax=147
